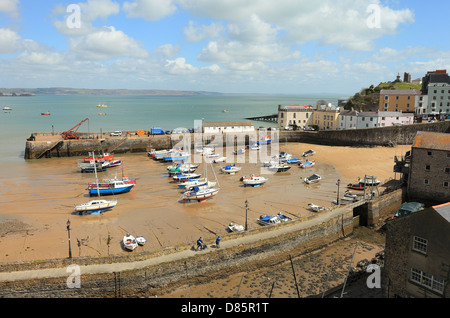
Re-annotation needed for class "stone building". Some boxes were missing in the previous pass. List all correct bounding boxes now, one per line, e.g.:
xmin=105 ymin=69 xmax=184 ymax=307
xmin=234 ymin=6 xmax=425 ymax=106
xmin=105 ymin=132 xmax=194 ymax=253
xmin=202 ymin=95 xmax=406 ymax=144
xmin=277 ymin=104 xmax=314 ymax=130
xmin=407 ymin=132 xmax=450 ymax=203
xmin=312 ymin=106 xmax=340 ymax=130
xmin=384 ymin=202 xmax=450 ymax=298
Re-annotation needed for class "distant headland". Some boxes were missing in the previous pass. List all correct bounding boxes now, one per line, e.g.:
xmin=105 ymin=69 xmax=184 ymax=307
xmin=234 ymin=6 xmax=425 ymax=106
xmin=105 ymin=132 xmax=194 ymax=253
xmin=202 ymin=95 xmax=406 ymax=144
xmin=0 ymin=87 xmax=225 ymax=96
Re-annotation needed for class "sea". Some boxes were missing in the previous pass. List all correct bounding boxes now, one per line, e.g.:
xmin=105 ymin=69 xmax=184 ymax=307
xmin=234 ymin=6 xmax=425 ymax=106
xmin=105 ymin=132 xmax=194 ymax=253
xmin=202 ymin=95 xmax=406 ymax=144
xmin=0 ymin=94 xmax=340 ymax=164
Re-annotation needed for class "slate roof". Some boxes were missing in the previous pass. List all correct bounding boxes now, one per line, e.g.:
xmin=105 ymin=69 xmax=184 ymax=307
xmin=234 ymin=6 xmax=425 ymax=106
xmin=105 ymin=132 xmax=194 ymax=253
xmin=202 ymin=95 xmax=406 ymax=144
xmin=433 ymin=202 xmax=450 ymax=223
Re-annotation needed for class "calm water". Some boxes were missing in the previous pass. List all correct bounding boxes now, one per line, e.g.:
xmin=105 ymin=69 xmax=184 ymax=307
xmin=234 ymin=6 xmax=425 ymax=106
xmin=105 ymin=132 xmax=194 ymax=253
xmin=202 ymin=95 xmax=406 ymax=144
xmin=0 ymin=94 xmax=339 ymax=163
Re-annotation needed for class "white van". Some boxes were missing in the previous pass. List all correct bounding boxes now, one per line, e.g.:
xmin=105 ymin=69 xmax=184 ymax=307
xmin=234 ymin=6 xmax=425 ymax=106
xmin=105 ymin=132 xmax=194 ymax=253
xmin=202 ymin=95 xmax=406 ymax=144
xmin=110 ymin=131 xmax=122 ymax=136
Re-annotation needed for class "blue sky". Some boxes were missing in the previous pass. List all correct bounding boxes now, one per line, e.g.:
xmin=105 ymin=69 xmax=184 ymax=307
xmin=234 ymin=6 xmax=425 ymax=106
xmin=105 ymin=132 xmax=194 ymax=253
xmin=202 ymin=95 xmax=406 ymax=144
xmin=0 ymin=0 xmax=449 ymax=95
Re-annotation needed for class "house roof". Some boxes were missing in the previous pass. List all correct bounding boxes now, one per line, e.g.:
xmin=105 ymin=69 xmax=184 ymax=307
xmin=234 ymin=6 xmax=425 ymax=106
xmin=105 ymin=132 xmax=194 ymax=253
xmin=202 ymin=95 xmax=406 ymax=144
xmin=412 ymin=131 xmax=450 ymax=151
xmin=380 ymin=89 xmax=421 ymax=95
xmin=433 ymin=202 xmax=450 ymax=223
xmin=203 ymin=121 xmax=253 ymax=127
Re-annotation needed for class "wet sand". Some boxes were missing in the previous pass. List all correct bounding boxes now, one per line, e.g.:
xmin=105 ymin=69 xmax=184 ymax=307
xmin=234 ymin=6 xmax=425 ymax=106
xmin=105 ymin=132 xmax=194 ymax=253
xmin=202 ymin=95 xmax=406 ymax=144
xmin=0 ymin=142 xmax=409 ymax=264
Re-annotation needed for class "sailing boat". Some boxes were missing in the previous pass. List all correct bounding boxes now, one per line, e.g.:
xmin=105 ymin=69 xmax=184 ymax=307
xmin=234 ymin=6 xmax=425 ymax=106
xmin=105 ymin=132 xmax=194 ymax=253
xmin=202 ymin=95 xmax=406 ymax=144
xmin=75 ymin=151 xmax=117 ymax=215
xmin=181 ymin=156 xmax=220 ymax=203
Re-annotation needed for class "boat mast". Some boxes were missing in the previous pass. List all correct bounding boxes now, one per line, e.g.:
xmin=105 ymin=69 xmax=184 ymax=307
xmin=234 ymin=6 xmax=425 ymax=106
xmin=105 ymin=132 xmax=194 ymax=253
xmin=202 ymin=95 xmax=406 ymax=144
xmin=91 ymin=151 xmax=101 ymax=198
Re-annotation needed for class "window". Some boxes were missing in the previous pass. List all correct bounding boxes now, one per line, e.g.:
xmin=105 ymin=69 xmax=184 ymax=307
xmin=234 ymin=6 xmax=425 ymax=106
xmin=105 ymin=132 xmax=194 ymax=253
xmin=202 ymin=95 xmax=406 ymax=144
xmin=410 ymin=268 xmax=445 ymax=294
xmin=412 ymin=236 xmax=427 ymax=254
xmin=384 ymin=95 xmax=388 ymax=100
xmin=444 ymin=181 xmax=449 ymax=188
xmin=396 ymin=96 xmax=399 ymax=100
xmin=424 ymin=179 xmax=429 ymax=185
xmin=425 ymin=165 xmax=430 ymax=171
xmin=427 ymin=151 xmax=432 ymax=156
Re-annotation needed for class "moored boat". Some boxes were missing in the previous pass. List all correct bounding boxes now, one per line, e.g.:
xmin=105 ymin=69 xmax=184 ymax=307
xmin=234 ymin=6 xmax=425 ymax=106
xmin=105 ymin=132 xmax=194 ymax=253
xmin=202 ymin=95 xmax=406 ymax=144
xmin=182 ymin=186 xmax=219 ymax=203
xmin=227 ymin=222 xmax=245 ymax=232
xmin=41 ymin=112 xmax=51 ymax=115
xmin=299 ymin=160 xmax=315 ymax=168
xmin=233 ymin=148 xmax=245 ymax=155
xmin=177 ymin=178 xmax=216 ymax=189
xmin=220 ymin=164 xmax=242 ymax=174
xmin=308 ymin=203 xmax=325 ymax=212
xmin=122 ymin=233 xmax=138 ymax=251
xmin=74 ymin=199 xmax=117 ymax=214
xmin=135 ymin=236 xmax=147 ymax=246
xmin=87 ymin=176 xmax=136 ymax=196
xmin=213 ymin=156 xmax=227 ymax=163
xmin=78 ymin=160 xmax=109 ymax=173
xmin=240 ymin=174 xmax=268 ymax=187
xmin=266 ymin=162 xmax=291 ymax=172
xmin=172 ymin=173 xmax=201 ymax=182
xmin=302 ymin=149 xmax=315 ymax=157
xmin=304 ymin=173 xmax=321 ymax=184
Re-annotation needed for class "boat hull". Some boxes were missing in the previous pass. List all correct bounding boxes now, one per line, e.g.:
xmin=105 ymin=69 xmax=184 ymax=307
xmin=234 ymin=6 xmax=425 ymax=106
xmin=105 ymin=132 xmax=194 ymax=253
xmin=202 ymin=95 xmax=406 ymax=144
xmin=88 ymin=185 xmax=134 ymax=196
xmin=182 ymin=189 xmax=219 ymax=202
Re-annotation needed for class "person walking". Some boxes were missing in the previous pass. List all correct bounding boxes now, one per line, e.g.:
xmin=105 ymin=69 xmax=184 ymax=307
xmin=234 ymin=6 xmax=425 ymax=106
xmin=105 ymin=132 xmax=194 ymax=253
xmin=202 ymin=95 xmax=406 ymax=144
xmin=215 ymin=236 xmax=222 ymax=248
xmin=196 ymin=237 xmax=205 ymax=251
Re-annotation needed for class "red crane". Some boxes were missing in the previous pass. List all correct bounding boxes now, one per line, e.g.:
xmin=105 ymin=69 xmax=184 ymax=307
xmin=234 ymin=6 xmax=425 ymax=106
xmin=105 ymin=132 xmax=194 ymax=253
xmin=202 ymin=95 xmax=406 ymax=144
xmin=61 ymin=118 xmax=89 ymax=140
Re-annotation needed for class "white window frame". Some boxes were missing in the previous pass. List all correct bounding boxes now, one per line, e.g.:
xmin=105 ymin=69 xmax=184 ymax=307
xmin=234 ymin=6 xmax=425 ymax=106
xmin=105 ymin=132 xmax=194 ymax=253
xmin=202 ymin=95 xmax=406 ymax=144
xmin=412 ymin=236 xmax=427 ymax=254
xmin=410 ymin=268 xmax=445 ymax=294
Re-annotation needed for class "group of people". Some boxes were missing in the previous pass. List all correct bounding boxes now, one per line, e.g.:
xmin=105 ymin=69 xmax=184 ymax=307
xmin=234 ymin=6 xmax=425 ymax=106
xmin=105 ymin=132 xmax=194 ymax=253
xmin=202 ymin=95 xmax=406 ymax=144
xmin=196 ymin=236 xmax=221 ymax=251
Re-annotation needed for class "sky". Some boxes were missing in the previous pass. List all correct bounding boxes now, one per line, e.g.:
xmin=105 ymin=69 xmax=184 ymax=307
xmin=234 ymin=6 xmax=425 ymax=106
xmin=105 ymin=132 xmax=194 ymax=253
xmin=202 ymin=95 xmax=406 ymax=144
xmin=0 ymin=0 xmax=449 ymax=95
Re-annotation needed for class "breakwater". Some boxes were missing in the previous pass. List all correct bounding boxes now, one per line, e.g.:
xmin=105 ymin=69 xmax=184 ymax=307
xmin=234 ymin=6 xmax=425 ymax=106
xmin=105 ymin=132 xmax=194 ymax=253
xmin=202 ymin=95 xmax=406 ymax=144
xmin=24 ymin=121 xmax=450 ymax=159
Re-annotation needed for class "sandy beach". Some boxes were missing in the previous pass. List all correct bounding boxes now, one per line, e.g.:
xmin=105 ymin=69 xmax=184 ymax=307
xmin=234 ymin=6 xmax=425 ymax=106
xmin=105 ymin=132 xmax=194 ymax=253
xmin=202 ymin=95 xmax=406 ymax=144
xmin=0 ymin=142 xmax=409 ymax=264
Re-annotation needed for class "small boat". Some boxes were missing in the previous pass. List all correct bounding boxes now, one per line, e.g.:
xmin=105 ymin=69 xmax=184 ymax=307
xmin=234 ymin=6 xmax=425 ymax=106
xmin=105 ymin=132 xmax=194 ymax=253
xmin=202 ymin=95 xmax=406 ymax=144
xmin=98 ymin=112 xmax=106 ymax=115
xmin=255 ymin=136 xmax=272 ymax=144
xmin=299 ymin=160 xmax=315 ymax=168
xmin=222 ymin=110 xmax=229 ymax=112
xmin=347 ymin=183 xmax=365 ymax=190
xmin=213 ymin=156 xmax=227 ymax=163
xmin=41 ymin=112 xmax=51 ymax=115
xmin=123 ymin=233 xmax=138 ymax=251
xmin=266 ymin=162 xmax=291 ymax=172
xmin=359 ymin=176 xmax=381 ymax=186
xmin=204 ymin=153 xmax=220 ymax=158
xmin=178 ymin=178 xmax=216 ymax=189
xmin=106 ymin=159 xmax=121 ymax=168
xmin=87 ymin=176 xmax=136 ymax=196
xmin=220 ymin=164 xmax=242 ymax=174
xmin=84 ymin=153 xmax=114 ymax=162
xmin=341 ymin=193 xmax=358 ymax=202
xmin=240 ymin=175 xmax=268 ymax=187
xmin=195 ymin=146 xmax=214 ymax=155
xmin=304 ymin=173 xmax=321 ymax=184
xmin=78 ymin=160 xmax=109 ymax=173
xmin=233 ymin=149 xmax=245 ymax=155
xmin=302 ymin=149 xmax=315 ymax=157
xmin=227 ymin=222 xmax=244 ymax=232
xmin=256 ymin=213 xmax=291 ymax=226
xmin=167 ymin=163 xmax=198 ymax=175
xmin=96 ymin=104 xmax=108 ymax=108
xmin=249 ymin=144 xmax=260 ymax=151
xmin=182 ymin=186 xmax=219 ymax=203
xmin=173 ymin=173 xmax=201 ymax=182
xmin=287 ymin=158 xmax=302 ymax=164
xmin=135 ymin=236 xmax=147 ymax=246
xmin=2 ymin=106 xmax=12 ymax=111
xmin=308 ymin=203 xmax=325 ymax=212
xmin=74 ymin=199 xmax=117 ymax=214
xmin=163 ymin=152 xmax=191 ymax=162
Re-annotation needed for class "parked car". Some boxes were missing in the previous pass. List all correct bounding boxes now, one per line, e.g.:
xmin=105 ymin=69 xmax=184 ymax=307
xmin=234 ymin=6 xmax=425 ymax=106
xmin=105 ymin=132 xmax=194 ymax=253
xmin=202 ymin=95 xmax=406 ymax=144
xmin=110 ymin=131 xmax=122 ymax=137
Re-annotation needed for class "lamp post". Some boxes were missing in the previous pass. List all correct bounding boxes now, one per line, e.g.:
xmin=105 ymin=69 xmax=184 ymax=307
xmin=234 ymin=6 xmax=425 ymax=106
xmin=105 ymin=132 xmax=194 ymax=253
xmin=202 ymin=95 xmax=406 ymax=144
xmin=245 ymin=200 xmax=248 ymax=231
xmin=336 ymin=179 xmax=340 ymax=205
xmin=67 ymin=219 xmax=72 ymax=259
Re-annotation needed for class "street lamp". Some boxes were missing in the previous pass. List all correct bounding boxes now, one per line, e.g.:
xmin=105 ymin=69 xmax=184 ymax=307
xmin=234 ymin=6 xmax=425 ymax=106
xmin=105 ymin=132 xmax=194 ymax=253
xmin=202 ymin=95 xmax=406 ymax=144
xmin=67 ymin=219 xmax=72 ymax=259
xmin=245 ymin=200 xmax=248 ymax=231
xmin=336 ymin=179 xmax=340 ymax=205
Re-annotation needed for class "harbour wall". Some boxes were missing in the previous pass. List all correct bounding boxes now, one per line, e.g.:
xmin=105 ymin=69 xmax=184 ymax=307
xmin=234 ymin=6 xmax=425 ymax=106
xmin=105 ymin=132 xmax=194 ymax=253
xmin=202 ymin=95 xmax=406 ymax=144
xmin=24 ymin=121 xmax=450 ymax=159
xmin=0 ymin=188 xmax=404 ymax=297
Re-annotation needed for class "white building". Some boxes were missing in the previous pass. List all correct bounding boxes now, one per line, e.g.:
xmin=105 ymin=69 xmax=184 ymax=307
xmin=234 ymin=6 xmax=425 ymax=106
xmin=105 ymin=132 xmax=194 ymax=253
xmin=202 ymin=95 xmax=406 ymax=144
xmin=339 ymin=111 xmax=414 ymax=130
xmin=203 ymin=121 xmax=255 ymax=134
xmin=415 ymin=94 xmax=429 ymax=115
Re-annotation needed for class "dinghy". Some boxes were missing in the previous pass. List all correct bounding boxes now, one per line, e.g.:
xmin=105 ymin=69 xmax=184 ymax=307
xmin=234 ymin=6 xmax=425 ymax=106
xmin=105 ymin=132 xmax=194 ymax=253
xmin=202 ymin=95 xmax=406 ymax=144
xmin=122 ymin=233 xmax=138 ymax=251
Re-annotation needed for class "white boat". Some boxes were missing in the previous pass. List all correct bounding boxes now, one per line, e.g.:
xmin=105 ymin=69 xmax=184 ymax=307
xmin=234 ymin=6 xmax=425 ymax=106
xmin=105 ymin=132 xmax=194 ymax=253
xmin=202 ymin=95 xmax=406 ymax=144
xmin=182 ymin=186 xmax=220 ymax=203
xmin=308 ymin=203 xmax=325 ymax=212
xmin=177 ymin=177 xmax=216 ymax=189
xmin=220 ymin=164 xmax=242 ymax=174
xmin=256 ymin=213 xmax=292 ymax=226
xmin=172 ymin=173 xmax=201 ymax=182
xmin=249 ymin=144 xmax=260 ymax=151
xmin=233 ymin=149 xmax=245 ymax=155
xmin=205 ymin=153 xmax=220 ymax=158
xmin=240 ymin=174 xmax=268 ymax=187
xmin=213 ymin=156 xmax=227 ymax=163
xmin=299 ymin=160 xmax=315 ymax=168
xmin=359 ymin=176 xmax=381 ymax=186
xmin=266 ymin=162 xmax=291 ymax=172
xmin=3 ymin=106 xmax=12 ymax=111
xmin=74 ymin=199 xmax=117 ymax=214
xmin=302 ymin=149 xmax=315 ymax=157
xmin=122 ymin=233 xmax=138 ymax=251
xmin=135 ymin=236 xmax=147 ymax=246
xmin=96 ymin=104 xmax=108 ymax=108
xmin=195 ymin=146 xmax=214 ymax=155
xmin=304 ymin=173 xmax=321 ymax=184
xmin=227 ymin=222 xmax=245 ymax=232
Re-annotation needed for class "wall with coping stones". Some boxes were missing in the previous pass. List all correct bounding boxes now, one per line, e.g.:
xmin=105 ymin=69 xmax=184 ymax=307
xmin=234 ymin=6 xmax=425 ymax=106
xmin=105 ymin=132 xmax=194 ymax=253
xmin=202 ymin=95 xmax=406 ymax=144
xmin=0 ymin=208 xmax=354 ymax=298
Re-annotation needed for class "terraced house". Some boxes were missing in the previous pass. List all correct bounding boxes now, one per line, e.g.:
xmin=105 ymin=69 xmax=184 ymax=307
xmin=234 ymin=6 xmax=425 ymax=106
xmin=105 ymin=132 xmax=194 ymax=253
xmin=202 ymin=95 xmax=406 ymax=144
xmin=379 ymin=89 xmax=421 ymax=113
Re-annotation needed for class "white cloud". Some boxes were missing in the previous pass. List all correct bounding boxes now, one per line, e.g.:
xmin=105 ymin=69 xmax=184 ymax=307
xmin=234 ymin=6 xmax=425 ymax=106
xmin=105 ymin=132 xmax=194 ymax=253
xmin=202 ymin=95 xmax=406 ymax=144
xmin=123 ymin=0 xmax=177 ymax=21
xmin=69 ymin=26 xmax=149 ymax=60
xmin=0 ymin=28 xmax=23 ymax=53
xmin=165 ymin=57 xmax=197 ymax=74
xmin=184 ymin=20 xmax=223 ymax=42
xmin=153 ymin=44 xmax=180 ymax=58
xmin=0 ymin=0 xmax=19 ymax=18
